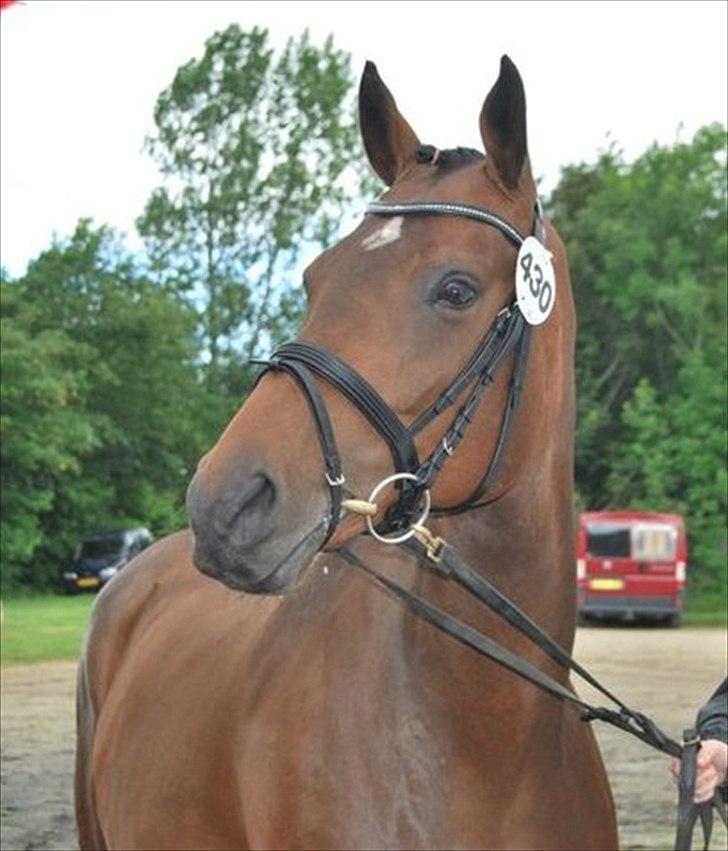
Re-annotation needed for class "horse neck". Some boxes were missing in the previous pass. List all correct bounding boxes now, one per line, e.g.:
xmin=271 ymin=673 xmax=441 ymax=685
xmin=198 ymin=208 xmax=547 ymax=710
xmin=435 ymin=462 xmax=577 ymax=649
xmin=321 ymin=301 xmax=577 ymax=728
xmin=333 ymin=430 xmax=576 ymax=720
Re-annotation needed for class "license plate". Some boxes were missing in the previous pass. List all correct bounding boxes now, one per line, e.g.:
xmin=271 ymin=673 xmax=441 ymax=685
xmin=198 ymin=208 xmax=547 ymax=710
xmin=77 ymin=577 xmax=100 ymax=588
xmin=589 ymin=577 xmax=625 ymax=591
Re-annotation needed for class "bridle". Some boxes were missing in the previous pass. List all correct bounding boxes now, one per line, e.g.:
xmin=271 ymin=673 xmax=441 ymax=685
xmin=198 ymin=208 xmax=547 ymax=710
xmin=251 ymin=194 xmax=726 ymax=851
xmin=253 ymin=197 xmax=545 ymax=545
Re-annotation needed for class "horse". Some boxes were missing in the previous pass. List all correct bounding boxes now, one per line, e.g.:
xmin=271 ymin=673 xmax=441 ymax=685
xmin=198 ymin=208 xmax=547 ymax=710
xmin=76 ymin=56 xmax=618 ymax=850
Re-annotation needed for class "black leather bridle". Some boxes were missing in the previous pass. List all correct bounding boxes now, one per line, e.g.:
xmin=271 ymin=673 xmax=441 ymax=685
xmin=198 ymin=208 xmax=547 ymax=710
xmin=253 ymin=198 xmax=545 ymax=544
xmin=251 ymin=195 xmax=726 ymax=850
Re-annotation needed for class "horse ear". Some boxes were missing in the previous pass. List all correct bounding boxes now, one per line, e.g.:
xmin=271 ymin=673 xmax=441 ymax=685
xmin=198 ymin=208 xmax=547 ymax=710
xmin=480 ymin=55 xmax=529 ymax=190
xmin=359 ymin=61 xmax=420 ymax=186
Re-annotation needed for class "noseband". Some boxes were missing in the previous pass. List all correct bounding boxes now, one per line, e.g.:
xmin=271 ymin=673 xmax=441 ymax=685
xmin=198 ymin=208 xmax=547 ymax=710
xmin=253 ymin=197 xmax=547 ymax=544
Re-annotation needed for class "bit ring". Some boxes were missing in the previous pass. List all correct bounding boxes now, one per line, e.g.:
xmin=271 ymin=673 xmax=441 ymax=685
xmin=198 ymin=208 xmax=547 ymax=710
xmin=365 ymin=472 xmax=431 ymax=545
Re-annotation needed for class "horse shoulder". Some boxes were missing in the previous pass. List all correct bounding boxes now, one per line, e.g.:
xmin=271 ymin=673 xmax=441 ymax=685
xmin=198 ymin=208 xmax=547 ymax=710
xmin=79 ymin=530 xmax=193 ymax=706
xmin=77 ymin=529 xmax=282 ymax=848
xmin=76 ymin=530 xmax=194 ymax=848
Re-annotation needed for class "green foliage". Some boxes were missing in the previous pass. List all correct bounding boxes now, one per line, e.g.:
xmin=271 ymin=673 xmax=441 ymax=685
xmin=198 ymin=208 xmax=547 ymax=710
xmin=1 ymin=222 xmax=224 ymax=590
xmin=547 ymin=124 xmax=728 ymax=591
xmin=0 ymin=296 xmax=99 ymax=585
xmin=138 ymin=25 xmax=376 ymax=393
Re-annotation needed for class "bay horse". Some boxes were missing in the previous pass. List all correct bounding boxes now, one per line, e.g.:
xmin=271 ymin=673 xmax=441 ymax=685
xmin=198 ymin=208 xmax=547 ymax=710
xmin=76 ymin=57 xmax=618 ymax=849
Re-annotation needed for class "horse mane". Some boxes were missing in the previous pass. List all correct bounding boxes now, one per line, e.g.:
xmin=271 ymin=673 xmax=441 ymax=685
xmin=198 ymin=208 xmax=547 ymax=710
xmin=416 ymin=144 xmax=484 ymax=175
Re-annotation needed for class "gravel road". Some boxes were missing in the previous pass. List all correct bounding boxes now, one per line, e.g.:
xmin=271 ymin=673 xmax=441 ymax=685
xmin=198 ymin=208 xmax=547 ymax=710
xmin=1 ymin=627 xmax=726 ymax=850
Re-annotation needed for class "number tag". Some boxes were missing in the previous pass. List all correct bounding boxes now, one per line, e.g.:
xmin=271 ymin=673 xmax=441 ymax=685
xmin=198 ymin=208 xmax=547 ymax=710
xmin=515 ymin=237 xmax=556 ymax=325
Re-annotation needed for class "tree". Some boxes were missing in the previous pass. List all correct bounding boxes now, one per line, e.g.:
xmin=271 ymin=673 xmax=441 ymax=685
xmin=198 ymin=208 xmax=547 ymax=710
xmin=0 ymin=277 xmax=99 ymax=587
xmin=1 ymin=222 xmax=221 ymax=589
xmin=138 ymin=25 xmax=375 ymax=393
xmin=546 ymin=124 xmax=727 ymax=588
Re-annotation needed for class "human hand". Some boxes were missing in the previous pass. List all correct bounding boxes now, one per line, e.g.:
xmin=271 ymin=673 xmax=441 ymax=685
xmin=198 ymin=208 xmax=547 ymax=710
xmin=670 ymin=739 xmax=728 ymax=803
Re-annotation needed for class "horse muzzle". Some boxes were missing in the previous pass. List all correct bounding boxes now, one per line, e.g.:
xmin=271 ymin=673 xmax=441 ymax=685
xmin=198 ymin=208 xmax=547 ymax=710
xmin=186 ymin=462 xmax=328 ymax=593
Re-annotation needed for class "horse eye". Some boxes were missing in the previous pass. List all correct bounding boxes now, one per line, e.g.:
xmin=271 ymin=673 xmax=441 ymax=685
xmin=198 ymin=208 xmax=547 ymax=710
xmin=436 ymin=278 xmax=476 ymax=309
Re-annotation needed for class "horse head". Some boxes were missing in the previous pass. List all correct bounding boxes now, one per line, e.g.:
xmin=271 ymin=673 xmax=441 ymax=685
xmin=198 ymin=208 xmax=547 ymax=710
xmin=186 ymin=56 xmax=574 ymax=594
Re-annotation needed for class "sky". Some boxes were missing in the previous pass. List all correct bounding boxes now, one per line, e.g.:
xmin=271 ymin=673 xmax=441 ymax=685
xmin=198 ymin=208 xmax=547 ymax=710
xmin=1 ymin=0 xmax=726 ymax=277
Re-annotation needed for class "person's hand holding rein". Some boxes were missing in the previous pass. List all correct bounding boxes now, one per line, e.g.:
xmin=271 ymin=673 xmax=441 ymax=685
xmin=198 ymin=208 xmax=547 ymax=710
xmin=671 ymin=739 xmax=728 ymax=803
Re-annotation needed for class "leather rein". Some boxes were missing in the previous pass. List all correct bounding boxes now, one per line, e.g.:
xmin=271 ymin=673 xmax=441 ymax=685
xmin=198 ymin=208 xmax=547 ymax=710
xmin=252 ymin=197 xmax=726 ymax=851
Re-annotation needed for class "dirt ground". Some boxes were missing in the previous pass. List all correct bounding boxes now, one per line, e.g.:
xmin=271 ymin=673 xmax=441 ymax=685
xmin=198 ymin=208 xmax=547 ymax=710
xmin=1 ymin=662 xmax=77 ymax=851
xmin=1 ymin=627 xmax=726 ymax=851
xmin=573 ymin=626 xmax=727 ymax=850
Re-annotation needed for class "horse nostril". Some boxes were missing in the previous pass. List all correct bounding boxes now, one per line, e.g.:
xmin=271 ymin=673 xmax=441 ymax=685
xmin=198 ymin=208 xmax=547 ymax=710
xmin=237 ymin=473 xmax=276 ymax=519
xmin=188 ymin=467 xmax=279 ymax=559
xmin=217 ymin=472 xmax=278 ymax=547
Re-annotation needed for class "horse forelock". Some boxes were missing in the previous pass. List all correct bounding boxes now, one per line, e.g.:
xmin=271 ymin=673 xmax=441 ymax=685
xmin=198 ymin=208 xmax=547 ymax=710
xmin=426 ymin=147 xmax=485 ymax=175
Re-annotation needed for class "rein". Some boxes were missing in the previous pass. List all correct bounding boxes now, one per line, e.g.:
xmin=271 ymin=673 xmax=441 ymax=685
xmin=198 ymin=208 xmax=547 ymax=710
xmin=251 ymin=196 xmax=726 ymax=851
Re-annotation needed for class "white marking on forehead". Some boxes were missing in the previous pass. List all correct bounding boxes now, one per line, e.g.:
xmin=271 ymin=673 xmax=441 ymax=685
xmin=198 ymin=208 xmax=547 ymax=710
xmin=361 ymin=216 xmax=403 ymax=251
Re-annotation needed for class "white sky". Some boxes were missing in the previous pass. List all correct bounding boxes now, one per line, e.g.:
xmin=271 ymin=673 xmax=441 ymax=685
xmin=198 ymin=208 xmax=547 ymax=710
xmin=1 ymin=0 xmax=726 ymax=277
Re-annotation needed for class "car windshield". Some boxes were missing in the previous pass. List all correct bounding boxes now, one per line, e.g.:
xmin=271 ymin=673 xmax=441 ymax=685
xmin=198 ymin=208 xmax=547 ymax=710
xmin=78 ymin=537 xmax=125 ymax=560
xmin=586 ymin=523 xmax=631 ymax=557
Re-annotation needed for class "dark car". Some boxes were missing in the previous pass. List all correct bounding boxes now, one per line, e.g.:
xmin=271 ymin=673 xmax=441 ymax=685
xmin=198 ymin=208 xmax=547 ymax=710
xmin=61 ymin=528 xmax=153 ymax=593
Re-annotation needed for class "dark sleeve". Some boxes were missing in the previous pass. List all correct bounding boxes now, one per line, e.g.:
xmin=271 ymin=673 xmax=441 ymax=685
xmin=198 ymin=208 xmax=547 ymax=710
xmin=696 ymin=678 xmax=728 ymax=743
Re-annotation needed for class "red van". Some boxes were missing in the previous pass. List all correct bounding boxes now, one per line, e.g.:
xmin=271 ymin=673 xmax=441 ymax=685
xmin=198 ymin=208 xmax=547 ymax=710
xmin=576 ymin=511 xmax=687 ymax=626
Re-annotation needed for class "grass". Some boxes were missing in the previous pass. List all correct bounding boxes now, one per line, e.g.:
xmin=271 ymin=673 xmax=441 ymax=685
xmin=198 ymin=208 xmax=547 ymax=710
xmin=682 ymin=587 xmax=727 ymax=627
xmin=1 ymin=593 xmax=96 ymax=666
xmin=0 ymin=583 xmax=724 ymax=667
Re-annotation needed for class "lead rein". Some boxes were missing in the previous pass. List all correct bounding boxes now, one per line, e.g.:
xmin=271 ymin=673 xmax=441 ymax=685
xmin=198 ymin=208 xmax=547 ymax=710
xmin=339 ymin=537 xmax=682 ymax=758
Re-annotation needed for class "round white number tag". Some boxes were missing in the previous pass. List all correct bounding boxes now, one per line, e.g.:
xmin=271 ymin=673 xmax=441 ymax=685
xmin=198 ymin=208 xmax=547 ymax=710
xmin=515 ymin=237 xmax=556 ymax=325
